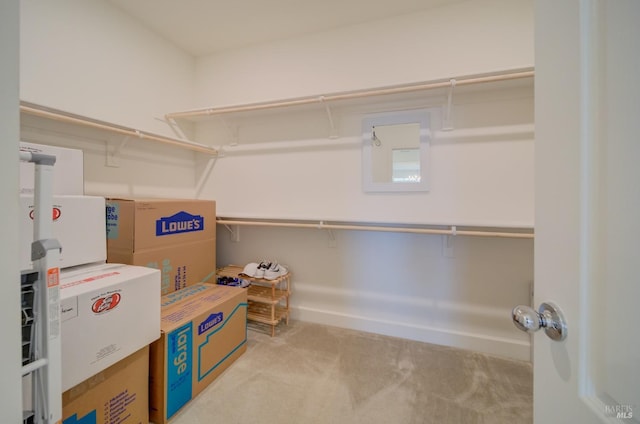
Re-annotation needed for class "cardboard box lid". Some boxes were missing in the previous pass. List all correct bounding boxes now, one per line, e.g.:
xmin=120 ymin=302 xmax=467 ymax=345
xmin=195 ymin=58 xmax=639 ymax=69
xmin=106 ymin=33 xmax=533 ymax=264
xmin=160 ymin=283 xmax=246 ymax=332
xmin=60 ymin=263 xmax=160 ymax=298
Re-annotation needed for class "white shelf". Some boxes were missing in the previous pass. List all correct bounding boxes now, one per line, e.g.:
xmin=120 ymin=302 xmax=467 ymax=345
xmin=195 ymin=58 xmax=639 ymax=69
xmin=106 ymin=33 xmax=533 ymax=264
xmin=20 ymin=101 xmax=218 ymax=155
xmin=166 ymin=68 xmax=534 ymax=120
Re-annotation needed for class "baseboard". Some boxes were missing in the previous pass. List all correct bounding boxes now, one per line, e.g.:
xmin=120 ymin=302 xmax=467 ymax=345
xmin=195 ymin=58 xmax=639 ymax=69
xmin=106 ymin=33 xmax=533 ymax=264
xmin=290 ymin=306 xmax=531 ymax=362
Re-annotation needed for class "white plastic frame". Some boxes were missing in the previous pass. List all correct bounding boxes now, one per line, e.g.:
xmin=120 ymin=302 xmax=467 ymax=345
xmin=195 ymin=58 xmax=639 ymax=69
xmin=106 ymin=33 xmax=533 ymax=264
xmin=362 ymin=108 xmax=431 ymax=192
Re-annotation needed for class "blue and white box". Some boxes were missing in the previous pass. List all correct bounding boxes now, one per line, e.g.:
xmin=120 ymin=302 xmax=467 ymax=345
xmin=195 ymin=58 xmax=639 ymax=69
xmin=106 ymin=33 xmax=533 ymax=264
xmin=149 ymin=283 xmax=247 ymax=424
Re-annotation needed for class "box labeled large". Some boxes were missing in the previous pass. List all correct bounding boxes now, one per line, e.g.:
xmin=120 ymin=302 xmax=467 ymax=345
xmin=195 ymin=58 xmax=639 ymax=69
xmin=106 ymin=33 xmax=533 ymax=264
xmin=106 ymin=198 xmax=216 ymax=251
xmin=107 ymin=239 xmax=217 ymax=295
xmin=62 ymin=346 xmax=149 ymax=424
xmin=20 ymin=141 xmax=84 ymax=195
xmin=20 ymin=195 xmax=106 ymax=271
xmin=149 ymin=283 xmax=247 ymax=424
xmin=60 ymin=263 xmax=161 ymax=391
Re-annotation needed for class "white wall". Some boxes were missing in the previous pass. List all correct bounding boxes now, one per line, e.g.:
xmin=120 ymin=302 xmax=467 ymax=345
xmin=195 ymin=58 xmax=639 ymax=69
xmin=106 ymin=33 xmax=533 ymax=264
xmin=0 ymin=0 xmax=25 ymax=421
xmin=20 ymin=0 xmax=200 ymax=198
xmin=196 ymin=0 xmax=535 ymax=360
xmin=20 ymin=0 xmax=196 ymax=137
xmin=198 ymin=85 xmax=534 ymax=226
xmin=195 ymin=0 xmax=534 ymax=226
xmin=218 ymin=226 xmax=533 ymax=360
xmin=194 ymin=0 xmax=534 ymax=106
xmin=205 ymin=84 xmax=536 ymax=360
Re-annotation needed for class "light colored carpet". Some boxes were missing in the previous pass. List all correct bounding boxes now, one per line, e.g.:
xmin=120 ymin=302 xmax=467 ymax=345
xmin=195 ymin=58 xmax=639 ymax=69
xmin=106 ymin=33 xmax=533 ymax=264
xmin=169 ymin=321 xmax=532 ymax=424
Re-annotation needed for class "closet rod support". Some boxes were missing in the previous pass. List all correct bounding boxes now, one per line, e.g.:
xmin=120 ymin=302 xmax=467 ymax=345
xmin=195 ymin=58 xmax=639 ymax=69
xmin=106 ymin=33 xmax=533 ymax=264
xmin=163 ymin=116 xmax=190 ymax=141
xmin=216 ymin=115 xmax=239 ymax=146
xmin=222 ymin=224 xmax=240 ymax=242
xmin=319 ymin=96 xmax=338 ymax=139
xmin=195 ymin=156 xmax=218 ymax=199
xmin=106 ymin=136 xmax=131 ymax=168
xmin=326 ymin=228 xmax=336 ymax=247
xmin=442 ymin=79 xmax=456 ymax=131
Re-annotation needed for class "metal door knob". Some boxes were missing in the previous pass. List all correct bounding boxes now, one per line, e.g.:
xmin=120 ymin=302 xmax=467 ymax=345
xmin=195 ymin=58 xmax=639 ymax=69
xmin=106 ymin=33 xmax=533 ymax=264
xmin=512 ymin=302 xmax=567 ymax=341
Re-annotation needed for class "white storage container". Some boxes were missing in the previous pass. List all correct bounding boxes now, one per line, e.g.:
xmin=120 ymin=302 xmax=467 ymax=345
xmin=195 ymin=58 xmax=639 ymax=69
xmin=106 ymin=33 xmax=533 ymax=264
xmin=19 ymin=141 xmax=84 ymax=195
xmin=20 ymin=195 xmax=106 ymax=271
xmin=60 ymin=263 xmax=161 ymax=391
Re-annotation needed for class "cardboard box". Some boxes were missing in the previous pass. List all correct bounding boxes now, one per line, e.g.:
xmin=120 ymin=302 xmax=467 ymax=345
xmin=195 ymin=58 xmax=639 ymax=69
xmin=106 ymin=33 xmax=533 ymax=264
xmin=62 ymin=346 xmax=149 ymax=424
xmin=20 ymin=141 xmax=84 ymax=195
xmin=60 ymin=263 xmax=161 ymax=391
xmin=106 ymin=198 xmax=216 ymax=294
xmin=107 ymin=239 xmax=217 ymax=295
xmin=20 ymin=195 xmax=106 ymax=272
xmin=149 ymin=283 xmax=247 ymax=424
xmin=106 ymin=198 xmax=216 ymax=251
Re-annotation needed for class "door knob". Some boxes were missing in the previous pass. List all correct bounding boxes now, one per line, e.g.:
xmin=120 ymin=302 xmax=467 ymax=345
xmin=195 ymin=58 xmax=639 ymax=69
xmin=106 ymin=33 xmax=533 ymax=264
xmin=511 ymin=302 xmax=567 ymax=341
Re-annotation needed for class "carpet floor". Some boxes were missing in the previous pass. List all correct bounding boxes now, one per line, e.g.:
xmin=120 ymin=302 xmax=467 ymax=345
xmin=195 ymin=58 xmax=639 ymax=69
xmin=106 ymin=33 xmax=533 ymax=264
xmin=168 ymin=320 xmax=532 ymax=424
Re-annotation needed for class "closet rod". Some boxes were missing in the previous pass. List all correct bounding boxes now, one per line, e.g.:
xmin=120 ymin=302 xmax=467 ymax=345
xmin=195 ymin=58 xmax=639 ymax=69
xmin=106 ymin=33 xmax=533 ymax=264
xmin=166 ymin=69 xmax=534 ymax=119
xmin=216 ymin=219 xmax=534 ymax=239
xmin=20 ymin=104 xmax=218 ymax=155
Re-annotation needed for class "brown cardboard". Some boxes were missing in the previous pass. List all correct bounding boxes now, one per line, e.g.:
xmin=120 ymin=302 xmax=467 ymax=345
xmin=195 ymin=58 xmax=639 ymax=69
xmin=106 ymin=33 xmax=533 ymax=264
xmin=106 ymin=198 xmax=216 ymax=252
xmin=62 ymin=345 xmax=149 ymax=424
xmin=107 ymin=239 xmax=217 ymax=295
xmin=149 ymin=284 xmax=248 ymax=424
xmin=106 ymin=198 xmax=216 ymax=294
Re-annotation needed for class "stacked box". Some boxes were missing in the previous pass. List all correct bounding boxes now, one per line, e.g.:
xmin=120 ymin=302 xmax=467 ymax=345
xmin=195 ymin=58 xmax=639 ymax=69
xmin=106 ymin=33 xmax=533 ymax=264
xmin=20 ymin=195 xmax=106 ymax=272
xmin=106 ymin=198 xmax=217 ymax=295
xmin=60 ymin=263 xmax=161 ymax=391
xmin=149 ymin=283 xmax=247 ymax=424
xmin=62 ymin=346 xmax=149 ymax=424
xmin=19 ymin=141 xmax=84 ymax=195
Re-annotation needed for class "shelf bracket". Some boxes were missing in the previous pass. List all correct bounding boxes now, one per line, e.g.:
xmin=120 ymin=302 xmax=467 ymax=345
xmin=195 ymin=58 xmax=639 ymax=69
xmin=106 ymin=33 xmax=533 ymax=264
xmin=222 ymin=224 xmax=240 ymax=242
xmin=326 ymin=228 xmax=336 ymax=248
xmin=317 ymin=221 xmax=337 ymax=247
xmin=319 ymin=96 xmax=339 ymax=139
xmin=442 ymin=226 xmax=456 ymax=257
xmin=217 ymin=115 xmax=240 ymax=146
xmin=195 ymin=156 xmax=218 ymax=198
xmin=105 ymin=136 xmax=131 ymax=168
xmin=442 ymin=79 xmax=456 ymax=131
xmin=162 ymin=116 xmax=190 ymax=141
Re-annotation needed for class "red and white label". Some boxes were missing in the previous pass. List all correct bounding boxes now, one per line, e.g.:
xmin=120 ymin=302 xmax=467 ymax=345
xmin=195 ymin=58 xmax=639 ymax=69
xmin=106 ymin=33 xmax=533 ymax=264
xmin=91 ymin=293 xmax=122 ymax=314
xmin=61 ymin=271 xmax=121 ymax=289
xmin=47 ymin=267 xmax=60 ymax=288
xmin=29 ymin=207 xmax=61 ymax=221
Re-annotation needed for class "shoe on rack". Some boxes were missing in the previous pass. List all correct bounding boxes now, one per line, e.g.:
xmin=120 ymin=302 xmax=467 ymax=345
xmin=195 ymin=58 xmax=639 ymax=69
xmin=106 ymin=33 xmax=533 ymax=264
xmin=264 ymin=261 xmax=288 ymax=280
xmin=254 ymin=260 xmax=271 ymax=279
xmin=241 ymin=262 xmax=259 ymax=278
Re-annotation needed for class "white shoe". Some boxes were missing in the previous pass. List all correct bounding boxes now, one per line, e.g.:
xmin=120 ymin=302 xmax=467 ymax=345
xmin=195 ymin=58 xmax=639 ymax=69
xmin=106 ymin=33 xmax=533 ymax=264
xmin=254 ymin=260 xmax=270 ymax=279
xmin=264 ymin=262 xmax=288 ymax=280
xmin=240 ymin=262 xmax=259 ymax=277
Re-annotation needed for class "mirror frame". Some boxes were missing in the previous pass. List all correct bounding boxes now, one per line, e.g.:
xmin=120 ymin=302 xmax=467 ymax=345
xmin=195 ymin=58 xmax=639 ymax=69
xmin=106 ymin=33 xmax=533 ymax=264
xmin=362 ymin=109 xmax=431 ymax=192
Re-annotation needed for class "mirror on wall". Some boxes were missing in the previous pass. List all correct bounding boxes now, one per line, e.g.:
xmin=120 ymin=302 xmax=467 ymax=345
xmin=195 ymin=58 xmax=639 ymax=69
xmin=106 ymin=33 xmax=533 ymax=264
xmin=362 ymin=109 xmax=431 ymax=192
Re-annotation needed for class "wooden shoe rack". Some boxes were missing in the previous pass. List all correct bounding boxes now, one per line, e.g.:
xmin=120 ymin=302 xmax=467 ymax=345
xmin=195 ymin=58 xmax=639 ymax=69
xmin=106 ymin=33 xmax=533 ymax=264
xmin=216 ymin=265 xmax=290 ymax=336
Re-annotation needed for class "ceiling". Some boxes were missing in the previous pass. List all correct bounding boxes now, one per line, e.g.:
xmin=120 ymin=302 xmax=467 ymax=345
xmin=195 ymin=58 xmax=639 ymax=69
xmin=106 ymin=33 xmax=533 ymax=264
xmin=107 ymin=0 xmax=465 ymax=57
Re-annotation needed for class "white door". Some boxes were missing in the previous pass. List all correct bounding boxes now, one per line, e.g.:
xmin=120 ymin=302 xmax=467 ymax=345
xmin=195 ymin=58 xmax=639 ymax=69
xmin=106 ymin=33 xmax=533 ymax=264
xmin=532 ymin=1 xmax=640 ymax=422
